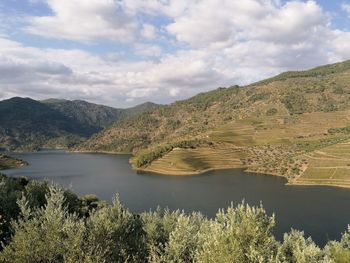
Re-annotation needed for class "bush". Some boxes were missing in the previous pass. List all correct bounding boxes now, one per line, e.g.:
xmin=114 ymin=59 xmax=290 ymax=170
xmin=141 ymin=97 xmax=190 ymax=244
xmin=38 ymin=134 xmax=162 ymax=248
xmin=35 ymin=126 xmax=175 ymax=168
xmin=282 ymin=93 xmax=310 ymax=114
xmin=2 ymin=178 xmax=350 ymax=262
xmin=195 ymin=203 xmax=277 ymax=262
xmin=277 ymin=230 xmax=325 ymax=263
xmin=266 ymin=108 xmax=278 ymax=116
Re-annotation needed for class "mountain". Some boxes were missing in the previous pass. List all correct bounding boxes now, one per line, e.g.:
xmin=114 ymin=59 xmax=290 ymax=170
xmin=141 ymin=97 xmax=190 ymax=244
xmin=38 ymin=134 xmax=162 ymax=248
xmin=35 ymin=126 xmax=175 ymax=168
xmin=43 ymin=99 xmax=159 ymax=128
xmin=42 ymin=99 xmax=124 ymax=128
xmin=0 ymin=97 xmax=159 ymax=151
xmin=76 ymin=60 xmax=350 ymax=188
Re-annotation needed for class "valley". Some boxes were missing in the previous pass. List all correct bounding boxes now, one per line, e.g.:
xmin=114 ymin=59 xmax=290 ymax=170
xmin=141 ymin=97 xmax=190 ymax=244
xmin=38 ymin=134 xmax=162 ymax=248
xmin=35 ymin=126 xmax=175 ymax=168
xmin=75 ymin=60 xmax=350 ymax=188
xmin=3 ymin=60 xmax=350 ymax=188
xmin=0 ymin=97 xmax=158 ymax=151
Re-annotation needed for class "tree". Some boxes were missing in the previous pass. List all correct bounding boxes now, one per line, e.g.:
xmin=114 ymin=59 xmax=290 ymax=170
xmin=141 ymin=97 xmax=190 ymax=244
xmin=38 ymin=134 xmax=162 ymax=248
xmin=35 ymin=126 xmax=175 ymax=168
xmin=195 ymin=202 xmax=278 ymax=263
xmin=0 ymin=187 xmax=86 ymax=263
xmin=276 ymin=230 xmax=327 ymax=263
xmin=84 ymin=195 xmax=147 ymax=262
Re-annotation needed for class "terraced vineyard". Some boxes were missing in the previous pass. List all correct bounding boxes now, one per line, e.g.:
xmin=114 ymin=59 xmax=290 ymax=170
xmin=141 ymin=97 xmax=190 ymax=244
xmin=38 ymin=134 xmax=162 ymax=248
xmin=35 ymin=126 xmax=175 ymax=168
xmin=77 ymin=60 xmax=350 ymax=188
xmin=297 ymin=141 xmax=350 ymax=187
xmin=141 ymin=144 xmax=246 ymax=175
xmin=141 ymin=110 xmax=350 ymax=187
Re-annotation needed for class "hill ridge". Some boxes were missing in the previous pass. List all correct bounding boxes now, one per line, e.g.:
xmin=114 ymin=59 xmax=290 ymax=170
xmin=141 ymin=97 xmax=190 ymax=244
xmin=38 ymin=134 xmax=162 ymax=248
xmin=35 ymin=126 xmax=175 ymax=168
xmin=0 ymin=97 xmax=159 ymax=151
xmin=75 ymin=59 xmax=350 ymax=188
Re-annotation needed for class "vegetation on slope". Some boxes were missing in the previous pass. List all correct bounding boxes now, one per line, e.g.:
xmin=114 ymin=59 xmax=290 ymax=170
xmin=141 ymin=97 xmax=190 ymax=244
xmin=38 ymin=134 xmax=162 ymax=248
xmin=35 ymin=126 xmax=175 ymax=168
xmin=43 ymin=99 xmax=159 ymax=128
xmin=0 ymin=97 xmax=92 ymax=151
xmin=78 ymin=60 xmax=350 ymax=155
xmin=1 ymin=175 xmax=350 ymax=262
xmin=0 ymin=97 xmax=159 ymax=151
xmin=76 ymin=60 xmax=350 ymax=187
xmin=43 ymin=98 xmax=125 ymax=128
xmin=0 ymin=154 xmax=27 ymax=170
xmin=251 ymin=60 xmax=350 ymax=86
xmin=132 ymin=139 xmax=212 ymax=168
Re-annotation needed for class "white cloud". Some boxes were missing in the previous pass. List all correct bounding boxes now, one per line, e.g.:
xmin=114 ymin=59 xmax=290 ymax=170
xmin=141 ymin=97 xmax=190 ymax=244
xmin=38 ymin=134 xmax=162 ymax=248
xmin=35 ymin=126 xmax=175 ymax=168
xmin=342 ymin=3 xmax=350 ymax=15
xmin=134 ymin=43 xmax=162 ymax=58
xmin=0 ymin=37 xmax=227 ymax=106
xmin=329 ymin=30 xmax=350 ymax=61
xmin=141 ymin=24 xmax=157 ymax=40
xmin=0 ymin=0 xmax=350 ymax=107
xmin=26 ymin=0 xmax=138 ymax=43
xmin=166 ymin=0 xmax=328 ymax=48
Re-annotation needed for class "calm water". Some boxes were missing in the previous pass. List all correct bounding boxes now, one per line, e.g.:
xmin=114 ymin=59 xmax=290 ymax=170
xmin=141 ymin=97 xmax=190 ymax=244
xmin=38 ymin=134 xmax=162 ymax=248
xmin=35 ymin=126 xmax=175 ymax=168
xmin=4 ymin=150 xmax=350 ymax=245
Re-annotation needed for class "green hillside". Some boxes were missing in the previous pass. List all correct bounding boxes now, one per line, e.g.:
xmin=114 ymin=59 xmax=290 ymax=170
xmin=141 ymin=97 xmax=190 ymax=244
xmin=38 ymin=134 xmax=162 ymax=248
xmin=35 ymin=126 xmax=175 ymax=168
xmin=0 ymin=98 xmax=159 ymax=151
xmin=42 ymin=99 xmax=125 ymax=128
xmin=76 ymin=60 xmax=350 ymax=188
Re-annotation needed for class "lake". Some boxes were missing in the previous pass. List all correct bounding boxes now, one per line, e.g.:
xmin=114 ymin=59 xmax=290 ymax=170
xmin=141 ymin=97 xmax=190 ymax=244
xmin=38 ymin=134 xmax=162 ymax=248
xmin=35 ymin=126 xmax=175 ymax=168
xmin=4 ymin=150 xmax=350 ymax=246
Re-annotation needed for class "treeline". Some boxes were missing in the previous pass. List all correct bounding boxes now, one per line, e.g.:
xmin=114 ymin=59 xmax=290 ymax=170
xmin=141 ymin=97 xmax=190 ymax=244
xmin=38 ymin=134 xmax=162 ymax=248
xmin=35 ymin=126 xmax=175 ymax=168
xmin=252 ymin=60 xmax=350 ymax=87
xmin=132 ymin=139 xmax=212 ymax=168
xmin=1 ymin=174 xmax=350 ymax=262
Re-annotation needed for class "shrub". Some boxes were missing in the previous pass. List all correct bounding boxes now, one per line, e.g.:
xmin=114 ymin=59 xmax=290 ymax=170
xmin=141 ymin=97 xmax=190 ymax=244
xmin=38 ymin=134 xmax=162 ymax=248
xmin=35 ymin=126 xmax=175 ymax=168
xmin=277 ymin=230 xmax=326 ymax=263
xmin=266 ymin=108 xmax=278 ymax=116
xmin=282 ymin=93 xmax=310 ymax=114
xmin=2 ymin=178 xmax=350 ymax=262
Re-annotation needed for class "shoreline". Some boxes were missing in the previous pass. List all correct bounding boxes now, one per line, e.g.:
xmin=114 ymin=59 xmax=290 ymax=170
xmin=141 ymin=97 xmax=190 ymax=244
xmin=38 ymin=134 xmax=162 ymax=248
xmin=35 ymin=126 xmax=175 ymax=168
xmin=11 ymin=149 xmax=350 ymax=190
xmin=0 ymin=154 xmax=28 ymax=170
xmin=136 ymin=165 xmax=246 ymax=176
xmin=137 ymin=165 xmax=350 ymax=189
xmin=287 ymin=181 xmax=350 ymax=189
xmin=70 ymin=149 xmax=131 ymax=155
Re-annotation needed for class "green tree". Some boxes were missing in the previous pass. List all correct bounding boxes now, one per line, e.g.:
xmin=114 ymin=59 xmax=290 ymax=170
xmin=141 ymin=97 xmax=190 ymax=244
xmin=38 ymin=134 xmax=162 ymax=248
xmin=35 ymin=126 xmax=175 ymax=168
xmin=195 ymin=202 xmax=277 ymax=263
xmin=0 ymin=187 xmax=86 ymax=263
xmin=84 ymin=196 xmax=147 ymax=262
xmin=326 ymin=226 xmax=350 ymax=263
xmin=276 ymin=230 xmax=327 ymax=263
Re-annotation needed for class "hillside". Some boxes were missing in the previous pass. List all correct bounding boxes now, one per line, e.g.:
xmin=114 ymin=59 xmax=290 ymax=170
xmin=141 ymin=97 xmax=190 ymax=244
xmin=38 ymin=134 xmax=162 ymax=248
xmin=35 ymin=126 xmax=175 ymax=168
xmin=0 ymin=154 xmax=27 ymax=170
xmin=76 ymin=60 xmax=350 ymax=188
xmin=0 ymin=98 xmax=159 ymax=151
xmin=42 ymin=99 xmax=124 ymax=128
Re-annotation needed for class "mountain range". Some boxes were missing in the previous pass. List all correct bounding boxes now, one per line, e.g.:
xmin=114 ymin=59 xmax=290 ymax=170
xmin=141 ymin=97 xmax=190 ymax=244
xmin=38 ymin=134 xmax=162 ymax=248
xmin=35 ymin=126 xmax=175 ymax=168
xmin=2 ymin=60 xmax=350 ymax=188
xmin=0 ymin=97 xmax=158 ymax=151
xmin=75 ymin=60 xmax=350 ymax=188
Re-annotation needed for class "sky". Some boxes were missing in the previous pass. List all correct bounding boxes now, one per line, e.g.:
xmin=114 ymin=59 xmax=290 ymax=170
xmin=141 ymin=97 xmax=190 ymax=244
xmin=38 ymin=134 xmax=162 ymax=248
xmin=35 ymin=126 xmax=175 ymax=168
xmin=0 ymin=0 xmax=349 ymax=107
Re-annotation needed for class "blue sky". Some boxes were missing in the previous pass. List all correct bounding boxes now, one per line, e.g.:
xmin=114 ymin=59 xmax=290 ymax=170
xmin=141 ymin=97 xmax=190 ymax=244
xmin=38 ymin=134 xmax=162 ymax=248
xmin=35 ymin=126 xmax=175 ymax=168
xmin=0 ymin=0 xmax=349 ymax=107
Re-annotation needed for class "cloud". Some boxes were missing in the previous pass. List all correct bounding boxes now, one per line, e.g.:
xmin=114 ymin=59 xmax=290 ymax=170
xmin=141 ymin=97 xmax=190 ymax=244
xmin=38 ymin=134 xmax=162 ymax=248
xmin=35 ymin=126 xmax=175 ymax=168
xmin=141 ymin=24 xmax=157 ymax=40
xmin=26 ymin=0 xmax=138 ymax=43
xmin=0 ymin=37 xmax=227 ymax=106
xmin=166 ymin=0 xmax=328 ymax=48
xmin=134 ymin=43 xmax=162 ymax=58
xmin=342 ymin=3 xmax=350 ymax=15
xmin=0 ymin=0 xmax=350 ymax=107
xmin=329 ymin=30 xmax=350 ymax=60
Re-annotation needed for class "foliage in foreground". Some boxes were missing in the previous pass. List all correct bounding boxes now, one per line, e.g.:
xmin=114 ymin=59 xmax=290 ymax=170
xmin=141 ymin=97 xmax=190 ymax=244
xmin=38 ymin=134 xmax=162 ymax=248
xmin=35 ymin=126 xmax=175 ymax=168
xmin=1 ymin=176 xmax=350 ymax=262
